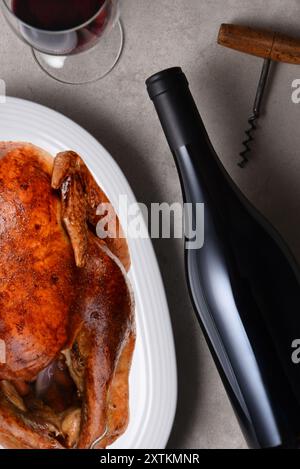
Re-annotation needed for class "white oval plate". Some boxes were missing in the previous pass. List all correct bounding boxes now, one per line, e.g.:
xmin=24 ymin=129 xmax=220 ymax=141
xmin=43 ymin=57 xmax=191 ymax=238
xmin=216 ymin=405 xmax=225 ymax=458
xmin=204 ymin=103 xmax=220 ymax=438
xmin=0 ymin=97 xmax=177 ymax=450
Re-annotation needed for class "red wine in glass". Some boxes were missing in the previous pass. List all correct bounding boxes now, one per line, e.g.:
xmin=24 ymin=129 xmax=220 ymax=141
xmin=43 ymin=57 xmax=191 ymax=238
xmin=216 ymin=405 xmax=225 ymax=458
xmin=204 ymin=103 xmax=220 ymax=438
xmin=2 ymin=0 xmax=122 ymax=83
xmin=12 ymin=0 xmax=110 ymax=53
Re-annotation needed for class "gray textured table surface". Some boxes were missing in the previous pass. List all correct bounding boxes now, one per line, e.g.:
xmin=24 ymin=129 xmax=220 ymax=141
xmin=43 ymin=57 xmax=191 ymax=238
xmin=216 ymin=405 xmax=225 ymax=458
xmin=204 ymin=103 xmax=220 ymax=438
xmin=2 ymin=0 xmax=300 ymax=449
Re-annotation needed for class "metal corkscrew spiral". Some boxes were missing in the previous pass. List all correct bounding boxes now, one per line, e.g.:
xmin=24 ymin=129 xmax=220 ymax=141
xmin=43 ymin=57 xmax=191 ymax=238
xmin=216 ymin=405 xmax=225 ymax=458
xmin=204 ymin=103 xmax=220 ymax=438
xmin=238 ymin=58 xmax=271 ymax=168
xmin=239 ymin=113 xmax=258 ymax=168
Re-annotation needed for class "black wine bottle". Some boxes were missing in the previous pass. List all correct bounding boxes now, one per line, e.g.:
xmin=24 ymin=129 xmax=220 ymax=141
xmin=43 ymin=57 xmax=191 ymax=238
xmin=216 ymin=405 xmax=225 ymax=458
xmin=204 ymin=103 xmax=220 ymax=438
xmin=146 ymin=67 xmax=300 ymax=449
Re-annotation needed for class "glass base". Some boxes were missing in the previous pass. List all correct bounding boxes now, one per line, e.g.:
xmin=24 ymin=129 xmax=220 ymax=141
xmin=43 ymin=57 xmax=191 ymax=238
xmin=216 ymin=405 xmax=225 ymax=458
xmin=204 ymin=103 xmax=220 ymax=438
xmin=32 ymin=20 xmax=124 ymax=85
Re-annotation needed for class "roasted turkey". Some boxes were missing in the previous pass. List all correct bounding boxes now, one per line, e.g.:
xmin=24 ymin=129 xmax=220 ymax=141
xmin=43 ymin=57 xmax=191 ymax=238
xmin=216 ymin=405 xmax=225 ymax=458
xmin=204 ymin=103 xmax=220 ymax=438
xmin=0 ymin=142 xmax=135 ymax=449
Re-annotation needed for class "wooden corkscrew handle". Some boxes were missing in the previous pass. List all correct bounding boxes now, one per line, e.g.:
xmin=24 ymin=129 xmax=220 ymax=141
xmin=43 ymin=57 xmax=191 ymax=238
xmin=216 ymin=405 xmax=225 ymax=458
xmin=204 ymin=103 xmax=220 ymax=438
xmin=218 ymin=23 xmax=300 ymax=64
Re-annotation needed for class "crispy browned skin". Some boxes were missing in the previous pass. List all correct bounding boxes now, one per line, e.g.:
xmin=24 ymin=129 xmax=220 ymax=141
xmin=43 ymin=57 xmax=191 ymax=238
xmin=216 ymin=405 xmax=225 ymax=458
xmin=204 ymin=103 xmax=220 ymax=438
xmin=52 ymin=151 xmax=130 ymax=272
xmin=0 ymin=143 xmax=135 ymax=449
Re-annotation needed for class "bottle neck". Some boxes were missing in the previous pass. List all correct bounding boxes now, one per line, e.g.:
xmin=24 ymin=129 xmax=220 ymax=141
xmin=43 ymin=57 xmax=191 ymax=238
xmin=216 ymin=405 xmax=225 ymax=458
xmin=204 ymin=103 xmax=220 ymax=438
xmin=149 ymin=74 xmax=231 ymax=205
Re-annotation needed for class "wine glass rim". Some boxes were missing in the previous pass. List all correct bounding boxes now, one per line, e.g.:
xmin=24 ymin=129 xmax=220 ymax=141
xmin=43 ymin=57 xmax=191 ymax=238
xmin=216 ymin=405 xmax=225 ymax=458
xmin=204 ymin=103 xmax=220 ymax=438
xmin=2 ymin=0 xmax=110 ymax=34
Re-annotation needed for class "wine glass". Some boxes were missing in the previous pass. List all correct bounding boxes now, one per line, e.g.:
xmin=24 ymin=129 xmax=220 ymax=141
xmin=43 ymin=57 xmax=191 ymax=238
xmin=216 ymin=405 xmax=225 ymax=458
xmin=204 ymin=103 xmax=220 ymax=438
xmin=1 ymin=0 xmax=124 ymax=84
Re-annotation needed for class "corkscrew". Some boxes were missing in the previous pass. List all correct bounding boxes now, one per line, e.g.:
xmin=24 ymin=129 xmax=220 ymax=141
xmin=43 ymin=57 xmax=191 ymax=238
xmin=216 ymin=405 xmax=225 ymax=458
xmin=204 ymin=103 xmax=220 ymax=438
xmin=218 ymin=24 xmax=300 ymax=168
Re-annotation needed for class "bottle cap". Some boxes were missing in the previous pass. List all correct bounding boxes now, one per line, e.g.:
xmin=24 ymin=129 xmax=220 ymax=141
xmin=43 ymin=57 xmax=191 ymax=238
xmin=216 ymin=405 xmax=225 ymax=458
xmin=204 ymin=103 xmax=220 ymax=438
xmin=146 ymin=67 xmax=188 ymax=100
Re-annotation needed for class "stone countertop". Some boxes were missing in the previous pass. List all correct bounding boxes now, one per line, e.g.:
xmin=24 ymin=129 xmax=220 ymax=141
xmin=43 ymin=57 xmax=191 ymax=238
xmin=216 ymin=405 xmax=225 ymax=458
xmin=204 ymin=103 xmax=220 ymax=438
xmin=2 ymin=0 xmax=300 ymax=449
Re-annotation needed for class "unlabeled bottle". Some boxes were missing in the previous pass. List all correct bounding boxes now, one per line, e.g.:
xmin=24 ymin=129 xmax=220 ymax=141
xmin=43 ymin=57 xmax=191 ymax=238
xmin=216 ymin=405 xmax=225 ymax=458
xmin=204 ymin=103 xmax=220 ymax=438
xmin=146 ymin=67 xmax=300 ymax=449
